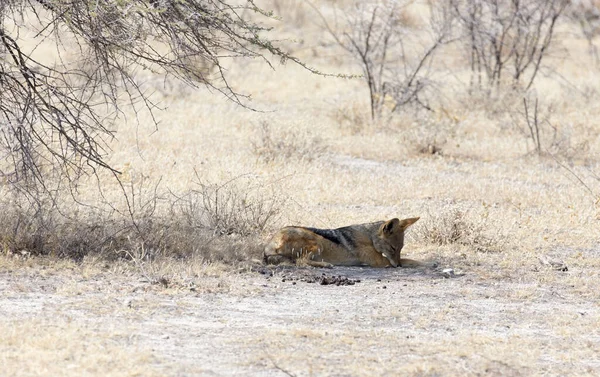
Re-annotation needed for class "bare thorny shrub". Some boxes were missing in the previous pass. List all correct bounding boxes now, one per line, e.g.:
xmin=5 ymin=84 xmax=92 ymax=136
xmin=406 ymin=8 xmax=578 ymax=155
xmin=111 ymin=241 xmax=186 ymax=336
xmin=252 ymin=121 xmax=325 ymax=163
xmin=441 ymin=0 xmax=572 ymax=156
xmin=450 ymin=0 xmax=568 ymax=94
xmin=508 ymin=94 xmax=557 ymax=156
xmin=504 ymin=90 xmax=600 ymax=213
xmin=163 ymin=173 xmax=287 ymax=269
xmin=0 ymin=186 xmax=122 ymax=261
xmin=0 ymin=0 xmax=333 ymax=196
xmin=308 ymin=0 xmax=454 ymax=121
xmin=500 ymin=90 xmax=595 ymax=162
xmin=172 ymin=172 xmax=286 ymax=238
xmin=103 ymin=174 xmax=283 ymax=283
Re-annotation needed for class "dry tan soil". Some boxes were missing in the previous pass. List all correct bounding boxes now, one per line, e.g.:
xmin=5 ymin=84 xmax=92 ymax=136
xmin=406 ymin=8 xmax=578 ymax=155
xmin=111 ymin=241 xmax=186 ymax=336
xmin=2 ymin=260 xmax=599 ymax=377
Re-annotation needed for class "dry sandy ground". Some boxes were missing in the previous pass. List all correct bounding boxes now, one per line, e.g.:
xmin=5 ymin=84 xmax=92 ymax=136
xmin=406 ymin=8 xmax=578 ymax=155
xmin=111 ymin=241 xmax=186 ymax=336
xmin=1 ymin=256 xmax=599 ymax=377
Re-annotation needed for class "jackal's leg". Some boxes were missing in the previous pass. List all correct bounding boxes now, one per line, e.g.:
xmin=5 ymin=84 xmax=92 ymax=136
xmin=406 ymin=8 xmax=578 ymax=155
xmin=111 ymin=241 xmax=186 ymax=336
xmin=264 ymin=254 xmax=294 ymax=265
xmin=303 ymin=259 xmax=334 ymax=268
xmin=299 ymin=250 xmax=334 ymax=268
xmin=399 ymin=258 xmax=437 ymax=268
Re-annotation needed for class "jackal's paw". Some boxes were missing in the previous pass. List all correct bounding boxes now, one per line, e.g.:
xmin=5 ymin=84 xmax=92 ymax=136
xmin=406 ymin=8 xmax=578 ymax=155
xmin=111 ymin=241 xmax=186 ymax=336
xmin=302 ymin=260 xmax=334 ymax=268
xmin=314 ymin=261 xmax=334 ymax=269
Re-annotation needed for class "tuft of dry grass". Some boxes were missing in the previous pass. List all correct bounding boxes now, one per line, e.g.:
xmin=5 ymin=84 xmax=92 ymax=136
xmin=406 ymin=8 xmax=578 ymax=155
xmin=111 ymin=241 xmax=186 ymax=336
xmin=271 ymin=0 xmax=309 ymax=30
xmin=332 ymin=100 xmax=374 ymax=134
xmin=252 ymin=121 xmax=325 ymax=164
xmin=412 ymin=202 xmax=509 ymax=253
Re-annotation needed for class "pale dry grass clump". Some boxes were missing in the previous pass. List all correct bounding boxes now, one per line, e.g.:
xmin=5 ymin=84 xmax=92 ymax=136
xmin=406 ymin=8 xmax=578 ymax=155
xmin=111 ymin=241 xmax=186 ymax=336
xmin=252 ymin=121 xmax=326 ymax=163
xmin=271 ymin=0 xmax=309 ymax=30
xmin=412 ymin=202 xmax=508 ymax=253
xmin=332 ymin=101 xmax=372 ymax=134
xmin=398 ymin=113 xmax=456 ymax=156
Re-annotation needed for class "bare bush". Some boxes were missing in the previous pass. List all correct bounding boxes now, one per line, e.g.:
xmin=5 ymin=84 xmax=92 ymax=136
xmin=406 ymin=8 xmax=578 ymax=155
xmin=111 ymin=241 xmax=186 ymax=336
xmin=451 ymin=0 xmax=568 ymax=93
xmin=515 ymin=96 xmax=551 ymax=155
xmin=309 ymin=0 xmax=453 ymax=120
xmin=172 ymin=173 xmax=286 ymax=237
xmin=0 ymin=188 xmax=117 ymax=260
xmin=506 ymin=92 xmax=589 ymax=158
xmin=252 ymin=121 xmax=325 ymax=163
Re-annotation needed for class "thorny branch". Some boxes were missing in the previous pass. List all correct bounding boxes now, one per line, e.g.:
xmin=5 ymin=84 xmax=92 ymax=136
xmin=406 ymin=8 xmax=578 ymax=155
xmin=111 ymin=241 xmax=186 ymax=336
xmin=0 ymin=0 xmax=325 ymax=190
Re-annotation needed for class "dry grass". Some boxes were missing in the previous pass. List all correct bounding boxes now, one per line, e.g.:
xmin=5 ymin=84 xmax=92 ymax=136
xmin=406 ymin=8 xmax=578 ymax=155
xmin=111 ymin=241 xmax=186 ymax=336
xmin=0 ymin=320 xmax=160 ymax=377
xmin=412 ymin=201 xmax=508 ymax=253
xmin=252 ymin=121 xmax=326 ymax=164
xmin=0 ymin=173 xmax=275 ymax=265
xmin=1 ymin=0 xmax=600 ymax=375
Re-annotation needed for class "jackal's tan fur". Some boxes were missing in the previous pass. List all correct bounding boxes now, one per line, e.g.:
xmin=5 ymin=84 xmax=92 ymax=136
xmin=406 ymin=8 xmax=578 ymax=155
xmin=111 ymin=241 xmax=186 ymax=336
xmin=264 ymin=217 xmax=424 ymax=268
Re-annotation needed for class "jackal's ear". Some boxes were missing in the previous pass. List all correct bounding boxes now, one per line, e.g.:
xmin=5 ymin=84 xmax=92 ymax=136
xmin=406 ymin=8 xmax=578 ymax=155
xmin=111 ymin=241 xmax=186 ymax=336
xmin=398 ymin=217 xmax=420 ymax=230
xmin=381 ymin=218 xmax=400 ymax=235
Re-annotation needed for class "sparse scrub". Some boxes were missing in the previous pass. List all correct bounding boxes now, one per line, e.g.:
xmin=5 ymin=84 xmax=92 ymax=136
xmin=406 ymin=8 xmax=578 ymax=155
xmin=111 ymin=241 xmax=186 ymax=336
xmin=505 ymin=92 xmax=593 ymax=160
xmin=309 ymin=0 xmax=453 ymax=120
xmin=400 ymin=113 xmax=455 ymax=155
xmin=3 ymin=1 xmax=600 ymax=374
xmin=0 ymin=173 xmax=282 ymax=265
xmin=252 ymin=121 xmax=325 ymax=163
xmin=172 ymin=172 xmax=286 ymax=237
xmin=0 ymin=187 xmax=136 ymax=261
xmin=0 ymin=186 xmax=118 ymax=260
xmin=511 ymin=95 xmax=554 ymax=156
xmin=451 ymin=0 xmax=568 ymax=93
xmin=333 ymin=101 xmax=372 ymax=134
xmin=413 ymin=202 xmax=506 ymax=253
xmin=0 ymin=0 xmax=327 ymax=195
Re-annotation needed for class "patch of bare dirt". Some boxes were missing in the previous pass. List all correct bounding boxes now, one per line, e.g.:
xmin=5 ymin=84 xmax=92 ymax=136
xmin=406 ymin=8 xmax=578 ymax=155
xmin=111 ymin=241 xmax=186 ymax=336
xmin=3 ymin=259 xmax=598 ymax=376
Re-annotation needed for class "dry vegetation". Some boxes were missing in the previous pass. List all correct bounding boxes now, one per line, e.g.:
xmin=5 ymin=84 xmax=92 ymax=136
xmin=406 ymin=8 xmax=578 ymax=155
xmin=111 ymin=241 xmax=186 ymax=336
xmin=2 ymin=0 xmax=600 ymax=375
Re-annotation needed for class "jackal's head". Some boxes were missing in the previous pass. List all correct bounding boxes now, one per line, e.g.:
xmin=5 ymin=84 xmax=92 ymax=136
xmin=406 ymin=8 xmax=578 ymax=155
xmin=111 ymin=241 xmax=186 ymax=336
xmin=374 ymin=217 xmax=420 ymax=267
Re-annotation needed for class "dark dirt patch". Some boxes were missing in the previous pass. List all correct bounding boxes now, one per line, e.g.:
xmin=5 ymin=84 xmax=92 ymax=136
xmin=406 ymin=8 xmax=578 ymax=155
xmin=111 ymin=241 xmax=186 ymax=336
xmin=251 ymin=264 xmax=361 ymax=285
xmin=251 ymin=264 xmax=446 ymax=286
xmin=282 ymin=272 xmax=361 ymax=286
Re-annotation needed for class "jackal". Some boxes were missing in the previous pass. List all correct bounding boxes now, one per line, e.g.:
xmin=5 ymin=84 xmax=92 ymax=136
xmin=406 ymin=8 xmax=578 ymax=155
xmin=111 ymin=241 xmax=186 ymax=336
xmin=263 ymin=217 xmax=424 ymax=268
